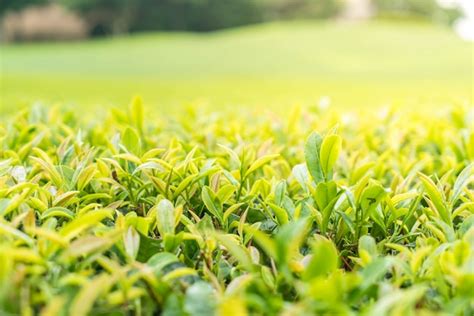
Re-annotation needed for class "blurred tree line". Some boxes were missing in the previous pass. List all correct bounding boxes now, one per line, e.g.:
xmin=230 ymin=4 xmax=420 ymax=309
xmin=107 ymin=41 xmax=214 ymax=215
xmin=1 ymin=0 xmax=342 ymax=34
xmin=374 ymin=0 xmax=461 ymax=25
xmin=0 ymin=0 xmax=461 ymax=36
xmin=60 ymin=0 xmax=342 ymax=34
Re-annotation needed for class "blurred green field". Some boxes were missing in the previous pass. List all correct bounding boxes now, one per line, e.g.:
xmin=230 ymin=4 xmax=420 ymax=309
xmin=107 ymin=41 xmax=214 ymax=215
xmin=0 ymin=21 xmax=472 ymax=114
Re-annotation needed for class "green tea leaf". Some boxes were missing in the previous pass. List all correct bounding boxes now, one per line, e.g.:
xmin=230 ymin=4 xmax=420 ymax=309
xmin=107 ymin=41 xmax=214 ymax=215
xmin=123 ymin=226 xmax=140 ymax=260
xmin=41 ymin=207 xmax=75 ymax=220
xmin=136 ymin=233 xmax=161 ymax=262
xmin=320 ymin=134 xmax=341 ymax=180
xmin=215 ymin=233 xmax=254 ymax=271
xmin=69 ymin=273 xmax=116 ymax=316
xmin=201 ymin=186 xmax=223 ymax=225
xmin=359 ymin=181 xmax=387 ymax=222
xmin=147 ymin=252 xmax=179 ymax=277
xmin=305 ymin=131 xmax=324 ymax=184
xmin=122 ymin=126 xmax=141 ymax=155
xmin=358 ymin=235 xmax=378 ymax=264
xmin=303 ymin=236 xmax=339 ymax=280
xmin=156 ymin=199 xmax=176 ymax=236
xmin=419 ymin=173 xmax=450 ymax=223
xmin=130 ymin=95 xmax=144 ymax=132
xmin=244 ymin=154 xmax=279 ymax=178
xmin=60 ymin=209 xmax=112 ymax=240
xmin=184 ymin=282 xmax=216 ymax=316
xmin=451 ymin=163 xmax=473 ymax=204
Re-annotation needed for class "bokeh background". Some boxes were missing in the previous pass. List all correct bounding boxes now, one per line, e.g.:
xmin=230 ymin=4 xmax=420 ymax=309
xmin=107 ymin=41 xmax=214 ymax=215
xmin=0 ymin=0 xmax=472 ymax=114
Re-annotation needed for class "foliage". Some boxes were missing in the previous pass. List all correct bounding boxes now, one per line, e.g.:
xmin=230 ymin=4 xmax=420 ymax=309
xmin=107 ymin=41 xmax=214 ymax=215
xmin=58 ymin=0 xmax=342 ymax=34
xmin=1 ymin=0 xmax=461 ymax=34
xmin=0 ymin=0 xmax=47 ymax=16
xmin=260 ymin=0 xmax=343 ymax=20
xmin=129 ymin=0 xmax=264 ymax=32
xmin=373 ymin=0 xmax=462 ymax=24
xmin=0 ymin=99 xmax=473 ymax=315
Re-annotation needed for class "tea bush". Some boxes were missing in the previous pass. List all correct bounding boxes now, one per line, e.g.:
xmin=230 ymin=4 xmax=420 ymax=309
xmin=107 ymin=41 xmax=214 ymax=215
xmin=0 ymin=99 xmax=473 ymax=315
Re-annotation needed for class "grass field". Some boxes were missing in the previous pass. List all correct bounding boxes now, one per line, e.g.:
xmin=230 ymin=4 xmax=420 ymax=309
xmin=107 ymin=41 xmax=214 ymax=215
xmin=1 ymin=21 xmax=472 ymax=114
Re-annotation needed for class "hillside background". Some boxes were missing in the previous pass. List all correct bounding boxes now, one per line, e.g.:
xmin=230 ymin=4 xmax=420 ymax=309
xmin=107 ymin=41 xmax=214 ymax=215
xmin=0 ymin=0 xmax=464 ymax=40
